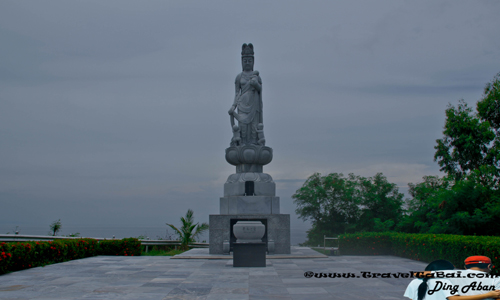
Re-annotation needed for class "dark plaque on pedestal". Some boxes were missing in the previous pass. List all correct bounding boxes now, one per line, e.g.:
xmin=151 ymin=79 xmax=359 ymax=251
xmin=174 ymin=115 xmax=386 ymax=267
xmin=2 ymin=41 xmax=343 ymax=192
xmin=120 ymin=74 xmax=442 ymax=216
xmin=233 ymin=242 xmax=266 ymax=267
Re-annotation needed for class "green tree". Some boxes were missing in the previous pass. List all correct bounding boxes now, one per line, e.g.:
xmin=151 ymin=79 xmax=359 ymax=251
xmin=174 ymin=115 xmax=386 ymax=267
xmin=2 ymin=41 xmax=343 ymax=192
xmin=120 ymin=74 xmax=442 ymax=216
xmin=434 ymin=100 xmax=497 ymax=181
xmin=436 ymin=167 xmax=500 ymax=236
xmin=406 ymin=175 xmax=449 ymax=211
xmin=477 ymin=72 xmax=500 ymax=131
xmin=434 ymin=73 xmax=500 ymax=182
xmin=166 ymin=209 xmax=208 ymax=251
xmin=49 ymin=219 xmax=62 ymax=236
xmin=401 ymin=73 xmax=500 ymax=236
xmin=396 ymin=176 xmax=450 ymax=233
xmin=398 ymin=170 xmax=500 ymax=236
xmin=293 ymin=172 xmax=404 ymax=245
xmin=293 ymin=173 xmax=361 ymax=245
xmin=356 ymin=173 xmax=404 ymax=232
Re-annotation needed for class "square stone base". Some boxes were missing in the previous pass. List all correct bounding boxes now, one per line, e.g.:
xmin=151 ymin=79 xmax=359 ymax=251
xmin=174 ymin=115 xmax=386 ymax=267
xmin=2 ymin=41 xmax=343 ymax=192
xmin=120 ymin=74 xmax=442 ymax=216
xmin=233 ymin=243 xmax=266 ymax=267
xmin=209 ymin=214 xmax=290 ymax=254
xmin=220 ymin=196 xmax=280 ymax=214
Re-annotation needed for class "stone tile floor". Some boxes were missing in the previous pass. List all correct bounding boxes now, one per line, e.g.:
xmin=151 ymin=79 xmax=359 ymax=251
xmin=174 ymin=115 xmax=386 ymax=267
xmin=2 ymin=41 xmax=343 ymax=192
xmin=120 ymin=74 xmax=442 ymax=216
xmin=171 ymin=246 xmax=328 ymax=259
xmin=0 ymin=247 xmax=427 ymax=300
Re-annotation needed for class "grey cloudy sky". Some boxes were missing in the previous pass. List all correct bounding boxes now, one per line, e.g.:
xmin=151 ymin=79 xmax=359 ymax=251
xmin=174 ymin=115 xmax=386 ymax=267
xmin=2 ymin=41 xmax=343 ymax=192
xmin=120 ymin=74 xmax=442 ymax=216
xmin=1 ymin=1 xmax=499 ymax=241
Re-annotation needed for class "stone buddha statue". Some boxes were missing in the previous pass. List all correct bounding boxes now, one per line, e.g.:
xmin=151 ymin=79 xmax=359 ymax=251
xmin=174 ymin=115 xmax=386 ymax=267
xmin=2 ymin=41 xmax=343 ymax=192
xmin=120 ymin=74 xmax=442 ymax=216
xmin=228 ymin=43 xmax=263 ymax=146
xmin=225 ymin=44 xmax=272 ymax=173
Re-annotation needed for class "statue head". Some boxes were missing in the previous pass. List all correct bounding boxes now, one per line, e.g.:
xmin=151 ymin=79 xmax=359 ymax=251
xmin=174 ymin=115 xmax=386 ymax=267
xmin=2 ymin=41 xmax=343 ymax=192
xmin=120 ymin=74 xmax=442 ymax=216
xmin=232 ymin=125 xmax=239 ymax=131
xmin=241 ymin=43 xmax=254 ymax=72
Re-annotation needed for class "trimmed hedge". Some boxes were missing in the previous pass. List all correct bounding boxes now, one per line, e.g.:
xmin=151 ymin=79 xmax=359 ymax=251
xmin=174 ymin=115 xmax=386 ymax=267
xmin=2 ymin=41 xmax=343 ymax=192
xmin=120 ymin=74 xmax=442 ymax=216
xmin=338 ymin=233 xmax=392 ymax=255
xmin=0 ymin=238 xmax=141 ymax=275
xmin=339 ymin=232 xmax=500 ymax=275
xmin=99 ymin=238 xmax=141 ymax=256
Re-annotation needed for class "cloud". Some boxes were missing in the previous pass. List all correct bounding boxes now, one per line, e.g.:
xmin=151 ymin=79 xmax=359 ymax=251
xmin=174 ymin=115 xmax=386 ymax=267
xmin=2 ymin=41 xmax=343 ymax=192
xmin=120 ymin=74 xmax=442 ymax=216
xmin=1 ymin=1 xmax=499 ymax=242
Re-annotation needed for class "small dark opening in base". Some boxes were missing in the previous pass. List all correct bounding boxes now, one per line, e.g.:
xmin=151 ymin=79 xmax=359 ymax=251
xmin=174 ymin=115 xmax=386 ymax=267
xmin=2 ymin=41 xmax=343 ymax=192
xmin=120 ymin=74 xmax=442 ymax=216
xmin=245 ymin=181 xmax=255 ymax=196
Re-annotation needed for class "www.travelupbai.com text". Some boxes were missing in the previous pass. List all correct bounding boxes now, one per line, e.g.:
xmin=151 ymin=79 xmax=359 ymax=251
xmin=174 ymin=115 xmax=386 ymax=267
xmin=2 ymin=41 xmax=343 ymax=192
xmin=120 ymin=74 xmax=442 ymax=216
xmin=303 ymin=271 xmax=499 ymax=279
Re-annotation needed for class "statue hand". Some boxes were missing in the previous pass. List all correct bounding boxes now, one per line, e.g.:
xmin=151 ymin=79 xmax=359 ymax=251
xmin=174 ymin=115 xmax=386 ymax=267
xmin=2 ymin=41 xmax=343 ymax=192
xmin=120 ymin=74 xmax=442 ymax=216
xmin=250 ymin=78 xmax=258 ymax=88
xmin=228 ymin=106 xmax=235 ymax=115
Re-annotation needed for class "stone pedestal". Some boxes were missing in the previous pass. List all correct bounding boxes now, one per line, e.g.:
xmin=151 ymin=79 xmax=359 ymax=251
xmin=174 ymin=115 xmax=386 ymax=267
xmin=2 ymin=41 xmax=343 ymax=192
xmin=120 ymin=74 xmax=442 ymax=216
xmin=210 ymin=89 xmax=291 ymax=255
xmin=224 ymin=172 xmax=275 ymax=197
xmin=210 ymin=159 xmax=291 ymax=254
xmin=233 ymin=221 xmax=265 ymax=243
xmin=220 ymin=196 xmax=280 ymax=215
xmin=209 ymin=214 xmax=290 ymax=254
xmin=233 ymin=243 xmax=266 ymax=267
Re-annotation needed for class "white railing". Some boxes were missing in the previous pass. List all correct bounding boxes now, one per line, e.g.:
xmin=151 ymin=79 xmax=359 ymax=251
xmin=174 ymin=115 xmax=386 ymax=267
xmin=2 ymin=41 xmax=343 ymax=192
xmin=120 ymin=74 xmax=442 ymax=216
xmin=0 ymin=234 xmax=209 ymax=250
xmin=0 ymin=234 xmax=106 ymax=242
xmin=140 ymin=240 xmax=208 ymax=248
xmin=139 ymin=239 xmax=209 ymax=252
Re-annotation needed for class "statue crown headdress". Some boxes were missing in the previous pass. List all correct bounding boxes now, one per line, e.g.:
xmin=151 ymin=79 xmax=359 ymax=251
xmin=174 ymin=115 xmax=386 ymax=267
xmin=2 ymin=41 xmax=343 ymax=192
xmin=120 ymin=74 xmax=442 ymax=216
xmin=241 ymin=43 xmax=254 ymax=57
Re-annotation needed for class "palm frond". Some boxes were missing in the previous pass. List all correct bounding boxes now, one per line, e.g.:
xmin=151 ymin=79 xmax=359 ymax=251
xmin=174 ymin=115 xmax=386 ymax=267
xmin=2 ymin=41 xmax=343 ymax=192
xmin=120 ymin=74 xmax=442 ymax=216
xmin=166 ymin=209 xmax=207 ymax=249
xmin=193 ymin=222 xmax=209 ymax=239
xmin=166 ymin=223 xmax=182 ymax=239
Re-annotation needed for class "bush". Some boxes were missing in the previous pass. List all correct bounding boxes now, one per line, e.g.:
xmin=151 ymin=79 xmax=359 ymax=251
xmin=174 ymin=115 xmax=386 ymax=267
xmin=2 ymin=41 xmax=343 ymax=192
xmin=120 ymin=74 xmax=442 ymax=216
xmin=339 ymin=232 xmax=500 ymax=275
xmin=339 ymin=232 xmax=393 ymax=255
xmin=0 ymin=242 xmax=13 ymax=274
xmin=98 ymin=238 xmax=141 ymax=256
xmin=0 ymin=238 xmax=141 ymax=275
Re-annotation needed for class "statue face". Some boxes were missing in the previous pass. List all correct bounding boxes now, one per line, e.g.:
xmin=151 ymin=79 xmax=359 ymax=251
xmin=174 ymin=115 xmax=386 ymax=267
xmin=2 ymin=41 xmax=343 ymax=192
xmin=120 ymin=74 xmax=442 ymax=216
xmin=241 ymin=57 xmax=254 ymax=71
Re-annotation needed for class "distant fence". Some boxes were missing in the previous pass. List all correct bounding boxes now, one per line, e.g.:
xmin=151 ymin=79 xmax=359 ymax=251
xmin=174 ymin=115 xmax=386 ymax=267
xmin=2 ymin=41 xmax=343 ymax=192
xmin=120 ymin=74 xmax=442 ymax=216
xmin=0 ymin=234 xmax=209 ymax=250
xmin=140 ymin=240 xmax=208 ymax=248
xmin=0 ymin=234 xmax=107 ymax=242
xmin=324 ymin=235 xmax=340 ymax=255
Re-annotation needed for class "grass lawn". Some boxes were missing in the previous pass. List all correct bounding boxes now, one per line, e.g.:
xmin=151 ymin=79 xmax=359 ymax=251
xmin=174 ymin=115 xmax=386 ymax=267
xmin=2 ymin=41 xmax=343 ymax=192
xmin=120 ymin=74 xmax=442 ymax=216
xmin=141 ymin=248 xmax=186 ymax=256
xmin=311 ymin=247 xmax=334 ymax=255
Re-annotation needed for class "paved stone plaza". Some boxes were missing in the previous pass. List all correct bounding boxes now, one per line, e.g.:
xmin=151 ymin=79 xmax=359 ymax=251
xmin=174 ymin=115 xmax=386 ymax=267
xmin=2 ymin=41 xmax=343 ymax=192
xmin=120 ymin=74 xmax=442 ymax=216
xmin=0 ymin=247 xmax=427 ymax=300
